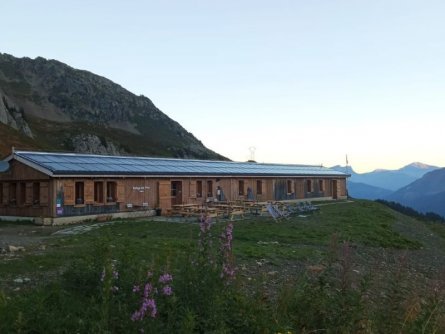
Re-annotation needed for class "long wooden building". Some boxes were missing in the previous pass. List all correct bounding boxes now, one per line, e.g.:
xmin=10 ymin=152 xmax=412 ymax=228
xmin=0 ymin=150 xmax=348 ymax=224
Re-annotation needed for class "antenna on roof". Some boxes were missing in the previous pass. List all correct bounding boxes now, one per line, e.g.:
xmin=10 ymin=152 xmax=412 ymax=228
xmin=248 ymin=146 xmax=256 ymax=162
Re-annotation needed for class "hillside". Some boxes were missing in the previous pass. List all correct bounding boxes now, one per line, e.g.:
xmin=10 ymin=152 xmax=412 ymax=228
xmin=1 ymin=201 xmax=445 ymax=332
xmin=347 ymin=181 xmax=393 ymax=200
xmin=0 ymin=53 xmax=226 ymax=160
xmin=387 ymin=168 xmax=445 ymax=217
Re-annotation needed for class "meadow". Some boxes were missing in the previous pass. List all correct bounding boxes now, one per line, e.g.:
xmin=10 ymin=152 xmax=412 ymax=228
xmin=1 ymin=200 xmax=445 ymax=333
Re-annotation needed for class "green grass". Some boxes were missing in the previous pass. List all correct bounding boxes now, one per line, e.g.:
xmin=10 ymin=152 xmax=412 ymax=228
xmin=0 ymin=200 xmax=444 ymax=333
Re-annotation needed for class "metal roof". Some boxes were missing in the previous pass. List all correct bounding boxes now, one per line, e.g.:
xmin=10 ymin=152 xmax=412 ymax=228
xmin=10 ymin=151 xmax=348 ymax=178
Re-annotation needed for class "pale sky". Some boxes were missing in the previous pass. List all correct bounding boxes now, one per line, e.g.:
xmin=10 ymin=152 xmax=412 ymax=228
xmin=1 ymin=0 xmax=445 ymax=173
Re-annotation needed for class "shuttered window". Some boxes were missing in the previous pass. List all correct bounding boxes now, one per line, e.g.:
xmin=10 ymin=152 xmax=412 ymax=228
xmin=64 ymin=181 xmax=75 ymax=205
xmin=40 ymin=182 xmax=49 ymax=205
xmin=26 ymin=183 xmax=33 ymax=205
xmin=196 ymin=181 xmax=202 ymax=198
xmin=9 ymin=183 xmax=17 ymax=205
xmin=2 ymin=184 xmax=9 ymax=205
xmin=0 ymin=183 xmax=3 ymax=205
xmin=107 ymin=182 xmax=117 ymax=202
xmin=307 ymin=180 xmax=312 ymax=193
xmin=75 ymin=182 xmax=84 ymax=205
xmin=116 ymin=181 xmax=125 ymax=202
xmin=85 ymin=181 xmax=94 ymax=204
xmin=287 ymin=180 xmax=293 ymax=194
xmin=256 ymin=180 xmax=263 ymax=195
xmin=207 ymin=180 xmax=213 ymax=197
xmin=319 ymin=180 xmax=324 ymax=192
xmin=239 ymin=180 xmax=245 ymax=195
xmin=189 ymin=180 xmax=197 ymax=198
xmin=94 ymin=182 xmax=104 ymax=203
xmin=18 ymin=183 xmax=26 ymax=205
xmin=33 ymin=182 xmax=40 ymax=205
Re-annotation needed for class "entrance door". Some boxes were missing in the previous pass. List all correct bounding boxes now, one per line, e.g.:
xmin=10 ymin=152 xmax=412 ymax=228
xmin=332 ymin=180 xmax=338 ymax=199
xmin=171 ymin=181 xmax=183 ymax=206
xmin=158 ymin=181 xmax=172 ymax=212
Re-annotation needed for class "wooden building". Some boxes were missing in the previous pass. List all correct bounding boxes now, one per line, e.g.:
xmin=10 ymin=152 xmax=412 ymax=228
xmin=0 ymin=151 xmax=348 ymax=223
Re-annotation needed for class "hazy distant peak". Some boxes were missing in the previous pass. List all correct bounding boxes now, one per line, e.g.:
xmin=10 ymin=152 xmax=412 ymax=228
xmin=403 ymin=162 xmax=436 ymax=169
xmin=372 ymin=168 xmax=389 ymax=173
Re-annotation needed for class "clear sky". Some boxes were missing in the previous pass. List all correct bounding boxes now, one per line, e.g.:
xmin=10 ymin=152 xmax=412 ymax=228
xmin=1 ymin=0 xmax=445 ymax=173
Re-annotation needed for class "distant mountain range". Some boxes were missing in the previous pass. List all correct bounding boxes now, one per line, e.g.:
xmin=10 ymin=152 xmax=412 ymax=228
xmin=0 ymin=53 xmax=226 ymax=160
xmin=331 ymin=162 xmax=445 ymax=218
xmin=331 ymin=163 xmax=439 ymax=200
xmin=387 ymin=168 xmax=445 ymax=217
xmin=332 ymin=163 xmax=438 ymax=192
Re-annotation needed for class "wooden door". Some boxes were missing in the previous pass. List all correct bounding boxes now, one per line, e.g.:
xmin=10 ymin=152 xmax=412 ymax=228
xmin=158 ymin=181 xmax=172 ymax=211
xmin=332 ymin=180 xmax=338 ymax=199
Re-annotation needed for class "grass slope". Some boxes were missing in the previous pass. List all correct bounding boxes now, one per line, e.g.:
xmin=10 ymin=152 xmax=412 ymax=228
xmin=1 ymin=200 xmax=445 ymax=332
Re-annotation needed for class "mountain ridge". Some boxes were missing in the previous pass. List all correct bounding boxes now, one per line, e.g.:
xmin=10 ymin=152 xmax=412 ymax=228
xmin=387 ymin=168 xmax=445 ymax=217
xmin=0 ymin=53 xmax=227 ymax=160
xmin=331 ymin=162 xmax=439 ymax=192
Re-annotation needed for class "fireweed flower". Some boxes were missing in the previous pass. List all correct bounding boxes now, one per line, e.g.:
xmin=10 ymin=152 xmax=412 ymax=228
xmin=159 ymin=273 xmax=173 ymax=284
xmin=100 ymin=262 xmax=120 ymax=292
xmin=220 ymin=223 xmax=236 ymax=281
xmin=131 ymin=272 xmax=173 ymax=322
xmin=143 ymin=283 xmax=153 ymax=298
xmin=162 ymin=285 xmax=173 ymax=296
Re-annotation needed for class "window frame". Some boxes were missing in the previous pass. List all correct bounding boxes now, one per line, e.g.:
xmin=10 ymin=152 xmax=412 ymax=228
xmin=287 ymin=180 xmax=293 ymax=194
xmin=306 ymin=179 xmax=312 ymax=193
xmin=94 ymin=181 xmax=104 ymax=204
xmin=75 ymin=182 xmax=85 ymax=205
xmin=319 ymin=179 xmax=324 ymax=192
xmin=256 ymin=180 xmax=263 ymax=195
xmin=207 ymin=180 xmax=213 ymax=197
xmin=9 ymin=182 xmax=17 ymax=205
xmin=196 ymin=180 xmax=203 ymax=198
xmin=239 ymin=180 xmax=245 ymax=195
xmin=32 ymin=182 xmax=40 ymax=205
xmin=106 ymin=181 xmax=117 ymax=203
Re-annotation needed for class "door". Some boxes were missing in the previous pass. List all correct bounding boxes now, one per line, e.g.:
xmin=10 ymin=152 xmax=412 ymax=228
xmin=332 ymin=180 xmax=338 ymax=199
xmin=158 ymin=181 xmax=172 ymax=211
xmin=171 ymin=181 xmax=183 ymax=206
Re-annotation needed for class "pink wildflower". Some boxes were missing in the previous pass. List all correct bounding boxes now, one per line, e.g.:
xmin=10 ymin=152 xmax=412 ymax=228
xmin=162 ymin=285 xmax=173 ymax=296
xmin=159 ymin=273 xmax=173 ymax=284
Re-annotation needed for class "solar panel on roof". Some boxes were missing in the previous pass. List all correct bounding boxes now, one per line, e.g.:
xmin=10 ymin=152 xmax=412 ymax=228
xmin=13 ymin=151 xmax=346 ymax=177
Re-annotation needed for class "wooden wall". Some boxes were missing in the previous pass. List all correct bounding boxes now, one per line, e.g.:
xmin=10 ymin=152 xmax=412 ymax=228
xmin=0 ymin=160 xmax=348 ymax=218
xmin=0 ymin=161 xmax=52 ymax=217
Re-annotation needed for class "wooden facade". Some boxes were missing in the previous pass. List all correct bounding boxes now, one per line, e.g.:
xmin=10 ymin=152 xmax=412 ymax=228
xmin=0 ymin=152 xmax=348 ymax=219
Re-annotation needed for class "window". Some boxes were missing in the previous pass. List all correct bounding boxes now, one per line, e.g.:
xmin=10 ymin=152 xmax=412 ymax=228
xmin=239 ymin=180 xmax=245 ymax=195
xmin=33 ymin=182 xmax=40 ymax=205
xmin=207 ymin=180 xmax=213 ymax=197
xmin=196 ymin=181 xmax=203 ymax=198
xmin=319 ymin=180 xmax=324 ymax=192
xmin=9 ymin=183 xmax=17 ymax=205
xmin=75 ymin=182 xmax=84 ymax=205
xmin=19 ymin=183 xmax=26 ymax=205
xmin=306 ymin=180 xmax=312 ymax=193
xmin=256 ymin=180 xmax=263 ymax=195
xmin=287 ymin=180 xmax=293 ymax=194
xmin=106 ymin=182 xmax=117 ymax=202
xmin=94 ymin=181 xmax=104 ymax=203
xmin=0 ymin=183 xmax=3 ymax=205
